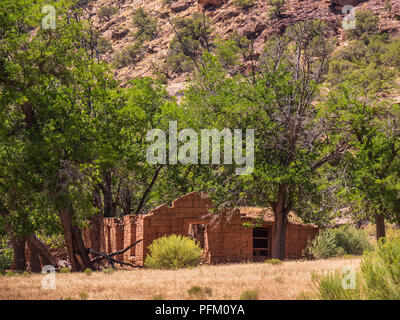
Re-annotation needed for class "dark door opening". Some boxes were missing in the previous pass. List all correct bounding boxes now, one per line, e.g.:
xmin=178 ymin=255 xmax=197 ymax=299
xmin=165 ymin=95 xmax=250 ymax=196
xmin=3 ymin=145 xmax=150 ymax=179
xmin=188 ymin=224 xmax=206 ymax=249
xmin=253 ymin=227 xmax=271 ymax=257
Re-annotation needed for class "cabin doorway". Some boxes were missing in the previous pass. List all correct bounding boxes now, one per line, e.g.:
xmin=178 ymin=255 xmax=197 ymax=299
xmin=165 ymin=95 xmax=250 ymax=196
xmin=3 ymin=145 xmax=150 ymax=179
xmin=188 ymin=224 xmax=206 ymax=249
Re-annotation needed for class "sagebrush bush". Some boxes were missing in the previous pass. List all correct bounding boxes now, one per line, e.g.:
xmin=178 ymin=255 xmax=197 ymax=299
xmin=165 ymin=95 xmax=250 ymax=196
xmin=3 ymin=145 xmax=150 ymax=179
xmin=346 ymin=10 xmax=380 ymax=40
xmin=333 ymin=226 xmax=373 ymax=255
xmin=240 ymin=290 xmax=259 ymax=300
xmin=312 ymin=271 xmax=363 ymax=300
xmin=313 ymin=238 xmax=400 ymax=300
xmin=268 ymin=0 xmax=285 ymax=18
xmin=306 ymin=226 xmax=372 ymax=259
xmin=265 ymin=258 xmax=283 ymax=265
xmin=166 ymin=13 xmax=212 ymax=73
xmin=144 ymin=234 xmax=202 ymax=269
xmin=361 ymin=237 xmax=400 ymax=299
xmin=114 ymin=43 xmax=142 ymax=68
xmin=97 ymin=6 xmax=118 ymax=21
xmin=59 ymin=267 xmax=71 ymax=273
xmin=97 ymin=37 xmax=113 ymax=54
xmin=233 ymin=0 xmax=255 ymax=9
xmin=306 ymin=228 xmax=345 ymax=259
xmin=132 ymin=8 xmax=158 ymax=41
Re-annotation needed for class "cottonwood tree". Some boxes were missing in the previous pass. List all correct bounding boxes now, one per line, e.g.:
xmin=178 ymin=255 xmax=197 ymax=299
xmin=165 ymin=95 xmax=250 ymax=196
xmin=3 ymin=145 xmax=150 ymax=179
xmin=0 ymin=0 xmax=176 ymax=271
xmin=0 ymin=0 xmax=117 ymax=271
xmin=325 ymin=32 xmax=400 ymax=241
xmin=182 ymin=21 xmax=345 ymax=259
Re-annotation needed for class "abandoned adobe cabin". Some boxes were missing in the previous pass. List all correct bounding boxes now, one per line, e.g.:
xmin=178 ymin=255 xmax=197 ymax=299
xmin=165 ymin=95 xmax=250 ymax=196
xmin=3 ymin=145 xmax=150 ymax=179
xmin=83 ymin=192 xmax=318 ymax=265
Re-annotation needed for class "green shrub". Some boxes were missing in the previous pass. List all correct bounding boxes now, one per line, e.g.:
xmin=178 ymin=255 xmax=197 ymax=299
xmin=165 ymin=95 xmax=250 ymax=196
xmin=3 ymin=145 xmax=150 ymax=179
xmin=233 ymin=0 xmax=255 ymax=9
xmin=188 ymin=286 xmax=203 ymax=297
xmin=203 ymin=287 xmax=212 ymax=296
xmin=265 ymin=258 xmax=283 ymax=265
xmin=152 ymin=294 xmax=164 ymax=300
xmin=132 ymin=8 xmax=158 ymax=41
xmin=84 ymin=268 xmax=92 ymax=276
xmin=214 ymin=40 xmax=240 ymax=69
xmin=113 ymin=42 xmax=142 ymax=68
xmin=312 ymin=238 xmax=400 ymax=300
xmin=306 ymin=226 xmax=372 ymax=259
xmin=103 ymin=268 xmax=115 ymax=274
xmin=166 ymin=13 xmax=212 ymax=73
xmin=306 ymin=229 xmax=346 ymax=259
xmin=333 ymin=226 xmax=373 ymax=255
xmin=97 ymin=37 xmax=113 ymax=54
xmin=240 ymin=290 xmax=259 ymax=300
xmin=59 ymin=267 xmax=71 ymax=273
xmin=312 ymin=271 xmax=363 ymax=300
xmin=346 ymin=10 xmax=380 ymax=40
xmin=144 ymin=234 xmax=202 ymax=270
xmin=187 ymin=286 xmax=212 ymax=298
xmin=0 ymin=247 xmax=13 ymax=273
xmin=361 ymin=237 xmax=400 ymax=299
xmin=268 ymin=0 xmax=285 ymax=18
xmin=79 ymin=292 xmax=89 ymax=300
xmin=97 ymin=6 xmax=118 ymax=21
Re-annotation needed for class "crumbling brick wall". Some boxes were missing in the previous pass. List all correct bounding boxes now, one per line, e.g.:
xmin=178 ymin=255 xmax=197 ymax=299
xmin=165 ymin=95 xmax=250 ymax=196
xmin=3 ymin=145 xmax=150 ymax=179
xmin=285 ymin=224 xmax=319 ymax=259
xmin=83 ymin=192 xmax=318 ymax=266
xmin=134 ymin=192 xmax=212 ymax=265
xmin=205 ymin=208 xmax=253 ymax=264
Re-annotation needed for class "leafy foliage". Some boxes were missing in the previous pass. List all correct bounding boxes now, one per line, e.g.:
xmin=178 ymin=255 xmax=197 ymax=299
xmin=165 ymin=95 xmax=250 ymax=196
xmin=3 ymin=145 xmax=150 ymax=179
xmin=306 ymin=226 xmax=372 ymax=259
xmin=361 ymin=237 xmax=400 ymax=299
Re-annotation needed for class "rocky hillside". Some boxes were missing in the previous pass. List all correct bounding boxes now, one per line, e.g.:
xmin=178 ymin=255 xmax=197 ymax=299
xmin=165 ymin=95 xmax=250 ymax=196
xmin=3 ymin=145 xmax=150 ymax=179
xmin=85 ymin=0 xmax=400 ymax=92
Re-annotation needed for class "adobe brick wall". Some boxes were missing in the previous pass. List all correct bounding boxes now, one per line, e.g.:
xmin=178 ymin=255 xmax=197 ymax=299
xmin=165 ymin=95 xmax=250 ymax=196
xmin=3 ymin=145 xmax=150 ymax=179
xmin=134 ymin=192 xmax=212 ymax=266
xmin=82 ymin=192 xmax=319 ymax=266
xmin=206 ymin=208 xmax=253 ymax=264
xmin=285 ymin=224 xmax=319 ymax=259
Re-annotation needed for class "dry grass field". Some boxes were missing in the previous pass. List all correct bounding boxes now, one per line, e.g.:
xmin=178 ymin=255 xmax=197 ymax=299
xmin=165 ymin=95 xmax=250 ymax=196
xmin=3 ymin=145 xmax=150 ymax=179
xmin=0 ymin=257 xmax=361 ymax=300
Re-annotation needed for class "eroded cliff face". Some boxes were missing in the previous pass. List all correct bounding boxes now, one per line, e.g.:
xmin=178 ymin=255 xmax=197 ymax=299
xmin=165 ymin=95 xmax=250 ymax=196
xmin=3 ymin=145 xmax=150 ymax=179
xmin=85 ymin=0 xmax=400 ymax=87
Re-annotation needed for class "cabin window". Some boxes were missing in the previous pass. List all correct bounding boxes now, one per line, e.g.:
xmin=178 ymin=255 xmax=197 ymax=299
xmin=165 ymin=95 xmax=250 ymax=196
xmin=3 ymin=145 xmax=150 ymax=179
xmin=253 ymin=227 xmax=271 ymax=257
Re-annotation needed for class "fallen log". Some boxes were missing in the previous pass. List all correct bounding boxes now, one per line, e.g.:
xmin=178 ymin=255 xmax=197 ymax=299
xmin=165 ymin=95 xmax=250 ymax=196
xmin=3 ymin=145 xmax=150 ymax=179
xmin=86 ymin=239 xmax=143 ymax=269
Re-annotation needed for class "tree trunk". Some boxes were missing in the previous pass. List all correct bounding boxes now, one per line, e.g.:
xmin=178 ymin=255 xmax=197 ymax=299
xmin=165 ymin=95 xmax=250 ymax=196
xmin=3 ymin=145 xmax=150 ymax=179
xmin=271 ymin=186 xmax=288 ymax=260
xmin=26 ymin=238 xmax=42 ymax=273
xmin=25 ymin=234 xmax=57 ymax=266
xmin=10 ymin=237 xmax=26 ymax=271
xmin=59 ymin=207 xmax=94 ymax=271
xmin=376 ymin=214 xmax=386 ymax=242
xmin=102 ymin=170 xmax=115 ymax=217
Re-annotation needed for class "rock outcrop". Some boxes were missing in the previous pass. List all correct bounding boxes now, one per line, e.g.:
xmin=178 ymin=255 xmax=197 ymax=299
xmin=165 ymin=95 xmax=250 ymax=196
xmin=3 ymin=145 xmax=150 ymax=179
xmin=85 ymin=0 xmax=400 ymax=84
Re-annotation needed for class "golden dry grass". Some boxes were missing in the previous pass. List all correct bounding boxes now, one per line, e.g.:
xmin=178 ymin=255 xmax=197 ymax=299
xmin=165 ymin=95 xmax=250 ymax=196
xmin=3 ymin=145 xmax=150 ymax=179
xmin=0 ymin=257 xmax=360 ymax=300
